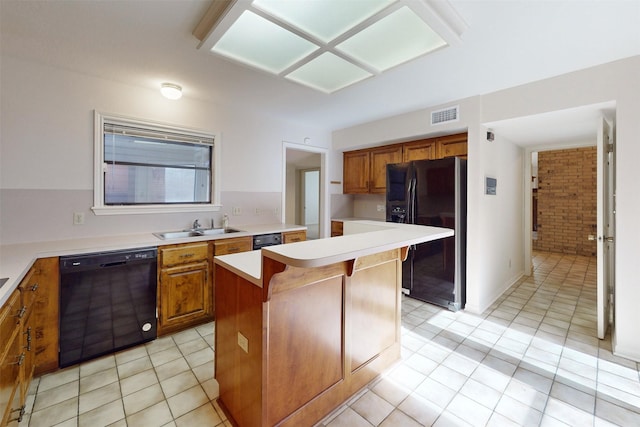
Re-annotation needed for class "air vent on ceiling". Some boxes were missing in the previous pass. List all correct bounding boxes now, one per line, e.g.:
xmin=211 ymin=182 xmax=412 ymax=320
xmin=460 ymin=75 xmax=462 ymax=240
xmin=431 ymin=105 xmax=459 ymax=125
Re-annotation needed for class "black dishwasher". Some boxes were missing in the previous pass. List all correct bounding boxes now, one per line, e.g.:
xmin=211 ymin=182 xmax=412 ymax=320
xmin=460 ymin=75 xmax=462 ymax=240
xmin=59 ymin=247 xmax=157 ymax=367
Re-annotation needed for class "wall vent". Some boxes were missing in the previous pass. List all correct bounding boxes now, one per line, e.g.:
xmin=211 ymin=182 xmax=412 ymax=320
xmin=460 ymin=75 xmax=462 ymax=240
xmin=431 ymin=105 xmax=459 ymax=125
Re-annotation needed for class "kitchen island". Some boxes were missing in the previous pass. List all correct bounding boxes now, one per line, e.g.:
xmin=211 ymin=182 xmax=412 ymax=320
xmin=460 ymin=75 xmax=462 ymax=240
xmin=213 ymin=222 xmax=453 ymax=427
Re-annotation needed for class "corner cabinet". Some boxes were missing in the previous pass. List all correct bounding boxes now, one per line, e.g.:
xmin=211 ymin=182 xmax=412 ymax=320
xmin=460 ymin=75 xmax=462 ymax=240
xmin=158 ymin=243 xmax=213 ymax=336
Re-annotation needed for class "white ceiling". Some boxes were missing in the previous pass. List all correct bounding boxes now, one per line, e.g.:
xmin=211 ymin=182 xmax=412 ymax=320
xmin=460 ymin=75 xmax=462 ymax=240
xmin=1 ymin=0 xmax=639 ymax=145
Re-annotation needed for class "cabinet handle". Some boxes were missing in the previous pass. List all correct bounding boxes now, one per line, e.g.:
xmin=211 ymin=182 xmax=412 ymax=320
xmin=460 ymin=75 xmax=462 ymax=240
xmin=31 ymin=282 xmax=39 ymax=292
xmin=9 ymin=405 xmax=26 ymax=423
xmin=15 ymin=306 xmax=27 ymax=319
xmin=12 ymin=353 xmax=25 ymax=366
xmin=179 ymin=253 xmax=195 ymax=259
xmin=24 ymin=327 xmax=32 ymax=351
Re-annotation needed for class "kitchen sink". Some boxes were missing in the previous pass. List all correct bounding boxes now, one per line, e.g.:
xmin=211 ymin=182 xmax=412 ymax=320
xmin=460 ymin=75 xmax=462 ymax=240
xmin=153 ymin=228 xmax=242 ymax=240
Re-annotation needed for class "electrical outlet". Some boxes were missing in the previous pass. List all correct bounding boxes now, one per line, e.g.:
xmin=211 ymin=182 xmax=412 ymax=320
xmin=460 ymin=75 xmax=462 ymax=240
xmin=232 ymin=207 xmax=242 ymax=215
xmin=237 ymin=332 xmax=249 ymax=353
xmin=73 ymin=212 xmax=85 ymax=225
xmin=377 ymin=204 xmax=385 ymax=212
xmin=274 ymin=207 xmax=280 ymax=216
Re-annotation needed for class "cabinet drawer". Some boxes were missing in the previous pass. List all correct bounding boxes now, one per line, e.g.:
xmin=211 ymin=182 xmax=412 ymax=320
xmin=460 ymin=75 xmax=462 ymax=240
xmin=160 ymin=243 xmax=209 ymax=267
xmin=282 ymin=230 xmax=306 ymax=244
xmin=214 ymin=236 xmax=252 ymax=255
xmin=0 ymin=291 xmax=21 ymax=356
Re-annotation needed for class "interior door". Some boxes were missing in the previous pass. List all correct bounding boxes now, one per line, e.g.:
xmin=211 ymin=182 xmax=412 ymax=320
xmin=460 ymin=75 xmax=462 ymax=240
xmin=596 ymin=116 xmax=615 ymax=339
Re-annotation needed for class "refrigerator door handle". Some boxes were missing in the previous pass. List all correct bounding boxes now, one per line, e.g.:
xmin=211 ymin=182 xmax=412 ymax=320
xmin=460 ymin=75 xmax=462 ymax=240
xmin=410 ymin=178 xmax=417 ymax=223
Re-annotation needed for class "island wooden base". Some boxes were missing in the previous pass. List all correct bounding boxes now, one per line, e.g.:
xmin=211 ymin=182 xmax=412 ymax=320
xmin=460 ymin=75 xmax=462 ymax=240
xmin=215 ymin=248 xmax=405 ymax=427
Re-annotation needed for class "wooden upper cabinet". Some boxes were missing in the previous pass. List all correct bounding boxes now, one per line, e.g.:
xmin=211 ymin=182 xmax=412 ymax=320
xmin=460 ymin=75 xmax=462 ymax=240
xmin=343 ymin=132 xmax=467 ymax=195
xmin=437 ymin=133 xmax=468 ymax=159
xmin=343 ymin=145 xmax=402 ymax=195
xmin=343 ymin=150 xmax=370 ymax=194
xmin=403 ymin=139 xmax=436 ymax=162
xmin=369 ymin=145 xmax=402 ymax=194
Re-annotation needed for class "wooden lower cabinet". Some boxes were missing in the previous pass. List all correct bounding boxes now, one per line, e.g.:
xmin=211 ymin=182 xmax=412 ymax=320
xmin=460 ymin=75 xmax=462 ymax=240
xmin=215 ymin=248 xmax=403 ymax=426
xmin=330 ymin=221 xmax=343 ymax=237
xmin=282 ymin=230 xmax=306 ymax=244
xmin=1 ymin=292 xmax=21 ymax=427
xmin=31 ymin=257 xmax=59 ymax=376
xmin=158 ymin=243 xmax=213 ymax=336
xmin=0 ymin=257 xmax=50 ymax=427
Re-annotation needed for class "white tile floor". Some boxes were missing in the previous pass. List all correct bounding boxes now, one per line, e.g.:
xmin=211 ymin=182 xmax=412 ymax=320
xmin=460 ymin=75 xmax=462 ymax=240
xmin=21 ymin=252 xmax=640 ymax=426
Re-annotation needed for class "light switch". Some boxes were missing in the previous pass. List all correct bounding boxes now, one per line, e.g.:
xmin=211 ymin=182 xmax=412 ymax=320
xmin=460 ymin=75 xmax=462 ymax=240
xmin=237 ymin=332 xmax=249 ymax=353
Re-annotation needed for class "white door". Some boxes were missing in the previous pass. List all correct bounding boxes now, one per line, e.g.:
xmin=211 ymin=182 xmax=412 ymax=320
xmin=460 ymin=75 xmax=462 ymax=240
xmin=596 ymin=117 xmax=615 ymax=339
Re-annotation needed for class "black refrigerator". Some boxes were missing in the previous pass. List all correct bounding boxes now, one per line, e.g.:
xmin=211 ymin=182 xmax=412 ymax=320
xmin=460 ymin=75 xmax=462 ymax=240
xmin=386 ymin=157 xmax=467 ymax=311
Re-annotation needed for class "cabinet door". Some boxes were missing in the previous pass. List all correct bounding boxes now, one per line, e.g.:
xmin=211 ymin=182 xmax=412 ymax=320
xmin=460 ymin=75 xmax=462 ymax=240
xmin=0 ymin=325 xmax=21 ymax=426
xmin=403 ymin=139 xmax=436 ymax=162
xmin=369 ymin=146 xmax=403 ymax=194
xmin=437 ymin=133 xmax=468 ymax=159
xmin=20 ymin=309 xmax=35 ymax=404
xmin=343 ymin=150 xmax=370 ymax=194
xmin=282 ymin=230 xmax=306 ymax=244
xmin=159 ymin=261 xmax=212 ymax=334
xmin=32 ymin=257 xmax=59 ymax=376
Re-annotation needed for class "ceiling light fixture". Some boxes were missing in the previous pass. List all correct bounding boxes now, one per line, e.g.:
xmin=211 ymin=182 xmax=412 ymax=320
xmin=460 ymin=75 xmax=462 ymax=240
xmin=160 ymin=83 xmax=183 ymax=100
xmin=193 ymin=0 xmax=468 ymax=93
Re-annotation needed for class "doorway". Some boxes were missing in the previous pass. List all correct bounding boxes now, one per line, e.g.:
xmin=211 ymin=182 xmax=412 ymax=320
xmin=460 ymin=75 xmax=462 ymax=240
xmin=299 ymin=168 xmax=320 ymax=239
xmin=486 ymin=102 xmax=616 ymax=344
xmin=283 ymin=143 xmax=327 ymax=239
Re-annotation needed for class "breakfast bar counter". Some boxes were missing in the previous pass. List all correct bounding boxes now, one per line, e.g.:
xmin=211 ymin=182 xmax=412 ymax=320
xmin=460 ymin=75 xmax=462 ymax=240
xmin=213 ymin=222 xmax=452 ymax=427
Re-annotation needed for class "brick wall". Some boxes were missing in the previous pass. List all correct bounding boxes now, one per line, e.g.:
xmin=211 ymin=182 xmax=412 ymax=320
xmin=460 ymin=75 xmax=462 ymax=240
xmin=533 ymin=147 xmax=597 ymax=256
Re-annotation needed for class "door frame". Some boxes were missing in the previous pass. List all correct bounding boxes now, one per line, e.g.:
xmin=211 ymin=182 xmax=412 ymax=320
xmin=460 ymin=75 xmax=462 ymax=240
xmin=523 ymin=141 xmax=595 ymax=275
xmin=282 ymin=142 xmax=329 ymax=238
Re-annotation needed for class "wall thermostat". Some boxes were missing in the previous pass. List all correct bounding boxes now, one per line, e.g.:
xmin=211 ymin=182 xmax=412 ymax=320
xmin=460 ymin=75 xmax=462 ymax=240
xmin=486 ymin=176 xmax=497 ymax=195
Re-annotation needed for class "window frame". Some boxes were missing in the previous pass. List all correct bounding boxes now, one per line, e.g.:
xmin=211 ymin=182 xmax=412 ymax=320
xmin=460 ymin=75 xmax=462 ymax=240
xmin=92 ymin=111 xmax=221 ymax=215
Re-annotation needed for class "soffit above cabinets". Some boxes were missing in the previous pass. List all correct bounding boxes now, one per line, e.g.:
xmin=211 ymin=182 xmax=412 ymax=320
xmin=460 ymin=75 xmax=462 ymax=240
xmin=193 ymin=0 xmax=468 ymax=94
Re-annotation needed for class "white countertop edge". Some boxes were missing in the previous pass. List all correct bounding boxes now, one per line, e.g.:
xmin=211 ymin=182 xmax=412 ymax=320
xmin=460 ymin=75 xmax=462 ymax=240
xmin=263 ymin=224 xmax=453 ymax=269
xmin=214 ymin=250 xmax=263 ymax=287
xmin=0 ymin=223 xmax=304 ymax=306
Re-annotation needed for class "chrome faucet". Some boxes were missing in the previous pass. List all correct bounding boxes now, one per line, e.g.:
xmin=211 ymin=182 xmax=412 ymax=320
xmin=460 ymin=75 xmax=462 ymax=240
xmin=192 ymin=219 xmax=201 ymax=230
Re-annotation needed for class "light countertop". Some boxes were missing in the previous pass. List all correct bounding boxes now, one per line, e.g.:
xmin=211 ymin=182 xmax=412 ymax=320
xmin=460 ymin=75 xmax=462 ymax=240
xmin=0 ymin=223 xmax=305 ymax=306
xmin=214 ymin=221 xmax=453 ymax=286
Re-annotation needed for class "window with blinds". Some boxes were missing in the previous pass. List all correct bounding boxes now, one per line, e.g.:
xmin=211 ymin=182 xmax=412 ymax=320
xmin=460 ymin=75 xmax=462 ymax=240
xmin=93 ymin=112 xmax=219 ymax=214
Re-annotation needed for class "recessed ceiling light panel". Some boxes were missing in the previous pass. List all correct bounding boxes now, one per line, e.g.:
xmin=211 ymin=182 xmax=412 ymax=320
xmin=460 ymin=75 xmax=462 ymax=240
xmin=337 ymin=6 xmax=447 ymax=72
xmin=253 ymin=0 xmax=395 ymax=43
xmin=211 ymin=10 xmax=318 ymax=74
xmin=285 ymin=52 xmax=372 ymax=93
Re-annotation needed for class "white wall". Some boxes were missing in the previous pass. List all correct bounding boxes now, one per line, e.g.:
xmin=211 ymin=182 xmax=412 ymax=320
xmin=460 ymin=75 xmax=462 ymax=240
xmin=333 ymin=56 xmax=640 ymax=361
xmin=0 ymin=56 xmax=331 ymax=243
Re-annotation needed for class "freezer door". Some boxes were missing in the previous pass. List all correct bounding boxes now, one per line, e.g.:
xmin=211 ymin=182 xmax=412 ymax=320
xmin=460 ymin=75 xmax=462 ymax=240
xmin=386 ymin=162 xmax=411 ymax=222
